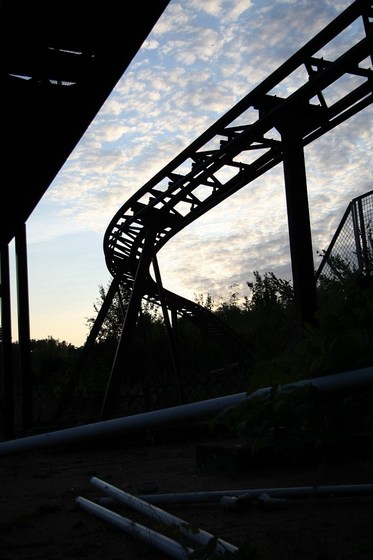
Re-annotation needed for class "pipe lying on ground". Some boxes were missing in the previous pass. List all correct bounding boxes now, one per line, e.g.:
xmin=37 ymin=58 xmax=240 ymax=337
xmin=90 ymin=476 xmax=238 ymax=556
xmin=0 ymin=392 xmax=248 ymax=456
xmin=135 ymin=483 xmax=373 ymax=505
xmin=76 ymin=496 xmax=192 ymax=560
xmin=1 ymin=366 xmax=372 ymax=457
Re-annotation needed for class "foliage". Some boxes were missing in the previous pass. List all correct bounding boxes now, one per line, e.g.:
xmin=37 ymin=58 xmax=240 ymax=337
xmin=317 ymin=249 xmax=360 ymax=282
xmin=30 ymin=337 xmax=79 ymax=424
xmin=240 ymin=268 xmax=373 ymax=397
xmin=290 ymin=273 xmax=373 ymax=377
xmin=79 ymin=263 xmax=373 ymax=419
xmin=195 ymin=273 xmax=296 ymax=366
xmin=245 ymin=271 xmax=294 ymax=310
xmin=86 ymin=282 xmax=162 ymax=343
xmin=8 ymin=257 xmax=372 ymax=428
xmin=30 ymin=337 xmax=77 ymax=387
xmin=194 ymin=292 xmax=215 ymax=311
xmin=212 ymin=383 xmax=373 ymax=465
xmin=241 ymin=272 xmax=295 ymax=363
xmin=85 ymin=273 xmax=296 ymax=377
xmin=86 ymin=283 xmax=128 ymax=342
xmin=207 ymin=265 xmax=373 ymax=466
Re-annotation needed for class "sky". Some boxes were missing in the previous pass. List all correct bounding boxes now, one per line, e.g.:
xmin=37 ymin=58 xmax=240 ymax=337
xmin=10 ymin=0 xmax=372 ymax=347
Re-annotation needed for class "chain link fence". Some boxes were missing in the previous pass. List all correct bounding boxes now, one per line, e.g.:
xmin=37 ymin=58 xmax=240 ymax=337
xmin=316 ymin=190 xmax=373 ymax=284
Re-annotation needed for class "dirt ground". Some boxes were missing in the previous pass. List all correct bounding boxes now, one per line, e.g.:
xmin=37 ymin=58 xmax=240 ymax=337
xmin=1 ymin=426 xmax=373 ymax=560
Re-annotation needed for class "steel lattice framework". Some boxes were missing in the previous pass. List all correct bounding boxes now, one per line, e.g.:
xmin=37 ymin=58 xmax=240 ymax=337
xmin=79 ymin=0 xmax=372 ymax=418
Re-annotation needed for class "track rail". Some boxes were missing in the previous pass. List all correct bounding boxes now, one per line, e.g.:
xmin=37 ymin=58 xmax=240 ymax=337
xmin=105 ymin=0 xmax=372 ymax=294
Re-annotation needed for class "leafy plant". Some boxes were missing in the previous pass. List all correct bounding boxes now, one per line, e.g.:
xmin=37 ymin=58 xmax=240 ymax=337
xmin=211 ymin=383 xmax=373 ymax=465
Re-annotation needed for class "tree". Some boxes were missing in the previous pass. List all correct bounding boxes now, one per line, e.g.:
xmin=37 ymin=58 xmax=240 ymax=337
xmin=86 ymin=283 xmax=129 ymax=343
xmin=245 ymin=271 xmax=294 ymax=311
xmin=29 ymin=337 xmax=79 ymax=424
xmin=86 ymin=282 xmax=162 ymax=343
xmin=240 ymin=272 xmax=296 ymax=364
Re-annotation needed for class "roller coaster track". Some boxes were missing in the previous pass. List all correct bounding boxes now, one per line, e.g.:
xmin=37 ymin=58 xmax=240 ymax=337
xmin=53 ymin=1 xmax=371 ymax=421
xmin=97 ymin=0 xmax=372 ymax=416
xmin=105 ymin=0 xmax=372 ymax=279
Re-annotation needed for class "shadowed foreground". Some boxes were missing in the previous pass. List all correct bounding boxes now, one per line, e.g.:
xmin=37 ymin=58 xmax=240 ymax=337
xmin=1 ymin=429 xmax=373 ymax=560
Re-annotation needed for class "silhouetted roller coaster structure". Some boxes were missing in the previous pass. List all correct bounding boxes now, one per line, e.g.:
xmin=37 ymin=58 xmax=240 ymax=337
xmin=3 ymin=1 xmax=372 ymax=430
xmin=84 ymin=1 xmax=371 ymax=419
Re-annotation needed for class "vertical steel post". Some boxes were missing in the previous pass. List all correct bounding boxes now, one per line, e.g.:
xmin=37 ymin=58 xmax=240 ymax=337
xmin=152 ymin=255 xmax=184 ymax=403
xmin=100 ymin=229 xmax=156 ymax=420
xmin=280 ymin=126 xmax=318 ymax=328
xmin=357 ymin=197 xmax=370 ymax=276
xmin=15 ymin=223 xmax=33 ymax=433
xmin=351 ymin=200 xmax=364 ymax=274
xmin=0 ymin=243 xmax=14 ymax=439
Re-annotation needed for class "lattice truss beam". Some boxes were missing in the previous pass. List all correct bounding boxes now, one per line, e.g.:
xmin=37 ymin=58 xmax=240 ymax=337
xmin=105 ymin=0 xmax=372 ymax=300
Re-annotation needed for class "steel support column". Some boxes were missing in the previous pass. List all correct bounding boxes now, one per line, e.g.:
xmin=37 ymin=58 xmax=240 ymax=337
xmin=280 ymin=126 xmax=318 ymax=328
xmin=100 ymin=229 xmax=157 ymax=420
xmin=15 ymin=224 xmax=33 ymax=433
xmin=0 ymin=243 xmax=14 ymax=439
xmin=357 ymin=197 xmax=372 ymax=277
xmin=152 ymin=255 xmax=184 ymax=403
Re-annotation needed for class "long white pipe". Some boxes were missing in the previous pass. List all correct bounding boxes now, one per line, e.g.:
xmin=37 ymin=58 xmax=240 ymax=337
xmin=90 ymin=476 xmax=238 ymax=556
xmin=76 ymin=496 xmax=192 ymax=560
xmin=0 ymin=392 xmax=247 ymax=456
xmin=1 ymin=366 xmax=372 ymax=456
xmin=136 ymin=483 xmax=373 ymax=505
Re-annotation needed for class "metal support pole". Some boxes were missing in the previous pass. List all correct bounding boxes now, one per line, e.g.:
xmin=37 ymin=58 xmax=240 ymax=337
xmin=0 ymin=243 xmax=14 ymax=439
xmin=100 ymin=229 xmax=156 ymax=420
xmin=15 ymin=223 xmax=33 ymax=433
xmin=53 ymin=274 xmax=122 ymax=421
xmin=170 ymin=306 xmax=181 ymax=385
xmin=351 ymin=200 xmax=364 ymax=274
xmin=152 ymin=255 xmax=184 ymax=403
xmin=357 ymin=197 xmax=370 ymax=276
xmin=280 ymin=126 xmax=318 ymax=328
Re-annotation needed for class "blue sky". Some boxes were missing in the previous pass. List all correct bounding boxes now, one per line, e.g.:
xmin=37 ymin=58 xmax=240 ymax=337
xmin=11 ymin=0 xmax=372 ymax=346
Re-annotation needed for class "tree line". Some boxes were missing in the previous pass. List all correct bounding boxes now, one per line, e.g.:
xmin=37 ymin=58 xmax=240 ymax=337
xmin=2 ymin=265 xmax=373 ymax=429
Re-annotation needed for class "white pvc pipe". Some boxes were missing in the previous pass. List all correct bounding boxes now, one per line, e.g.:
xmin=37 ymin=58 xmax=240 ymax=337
xmin=1 ymin=366 xmax=372 ymax=456
xmin=279 ymin=366 xmax=373 ymax=394
xmin=0 ymin=392 xmax=248 ymax=456
xmin=90 ymin=476 xmax=238 ymax=556
xmin=76 ymin=496 xmax=192 ymax=560
xmin=136 ymin=483 xmax=373 ymax=505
